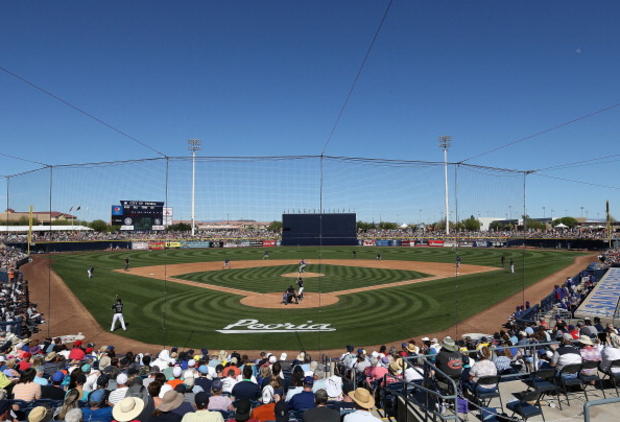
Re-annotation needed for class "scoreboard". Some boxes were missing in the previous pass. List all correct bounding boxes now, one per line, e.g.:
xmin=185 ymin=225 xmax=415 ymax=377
xmin=111 ymin=200 xmax=164 ymax=231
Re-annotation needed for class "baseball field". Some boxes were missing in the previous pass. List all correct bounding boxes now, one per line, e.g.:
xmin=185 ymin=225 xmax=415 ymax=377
xmin=35 ymin=246 xmax=586 ymax=351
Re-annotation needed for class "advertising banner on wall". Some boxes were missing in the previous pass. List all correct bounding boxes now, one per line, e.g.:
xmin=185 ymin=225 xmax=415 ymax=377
xmin=182 ymin=241 xmax=211 ymax=249
xmin=165 ymin=241 xmax=182 ymax=248
xmin=362 ymin=240 xmax=376 ymax=246
xmin=401 ymin=240 xmax=411 ymax=247
xmin=132 ymin=241 xmax=148 ymax=250
xmin=263 ymin=240 xmax=276 ymax=247
xmin=148 ymin=241 xmax=165 ymax=250
xmin=428 ymin=240 xmax=445 ymax=247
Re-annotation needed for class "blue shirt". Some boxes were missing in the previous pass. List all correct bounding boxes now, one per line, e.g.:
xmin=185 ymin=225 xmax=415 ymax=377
xmin=81 ymin=406 xmax=113 ymax=422
xmin=287 ymin=391 xmax=316 ymax=412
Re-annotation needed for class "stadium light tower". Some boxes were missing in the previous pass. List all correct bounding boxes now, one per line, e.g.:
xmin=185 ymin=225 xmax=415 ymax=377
xmin=188 ymin=139 xmax=201 ymax=236
xmin=438 ymin=136 xmax=452 ymax=235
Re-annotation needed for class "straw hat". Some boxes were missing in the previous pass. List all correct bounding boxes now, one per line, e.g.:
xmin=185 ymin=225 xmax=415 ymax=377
xmin=348 ymin=388 xmax=375 ymax=409
xmin=112 ymin=397 xmax=145 ymax=422
xmin=578 ymin=335 xmax=593 ymax=346
xmin=28 ymin=407 xmax=52 ymax=422
xmin=389 ymin=358 xmax=404 ymax=375
xmin=158 ymin=390 xmax=184 ymax=412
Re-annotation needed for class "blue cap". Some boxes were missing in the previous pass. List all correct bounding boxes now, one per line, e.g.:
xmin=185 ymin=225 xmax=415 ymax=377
xmin=51 ymin=371 xmax=65 ymax=383
xmin=303 ymin=376 xmax=314 ymax=386
xmin=198 ymin=365 xmax=209 ymax=374
xmin=89 ymin=389 xmax=106 ymax=404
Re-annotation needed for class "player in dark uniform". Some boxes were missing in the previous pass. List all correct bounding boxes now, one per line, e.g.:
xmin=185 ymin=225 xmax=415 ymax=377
xmin=284 ymin=285 xmax=298 ymax=304
xmin=124 ymin=257 xmax=130 ymax=271
xmin=224 ymin=259 xmax=231 ymax=269
xmin=296 ymin=277 xmax=304 ymax=302
xmin=456 ymin=255 xmax=462 ymax=272
xmin=500 ymin=255 xmax=505 ymax=268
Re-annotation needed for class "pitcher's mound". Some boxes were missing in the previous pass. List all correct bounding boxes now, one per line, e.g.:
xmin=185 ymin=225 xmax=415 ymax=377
xmin=241 ymin=292 xmax=339 ymax=309
xmin=281 ymin=272 xmax=324 ymax=278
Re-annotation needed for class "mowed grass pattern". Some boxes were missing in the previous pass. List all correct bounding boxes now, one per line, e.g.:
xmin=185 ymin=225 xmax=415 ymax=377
xmin=50 ymin=247 xmax=584 ymax=349
xmin=175 ymin=264 xmax=429 ymax=293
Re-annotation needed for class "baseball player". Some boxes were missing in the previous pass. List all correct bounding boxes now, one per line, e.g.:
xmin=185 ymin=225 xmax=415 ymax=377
xmin=455 ymin=255 xmax=462 ymax=273
xmin=509 ymin=258 xmax=515 ymax=274
xmin=262 ymin=250 xmax=270 ymax=260
xmin=87 ymin=266 xmax=94 ymax=279
xmin=296 ymin=277 xmax=304 ymax=302
xmin=298 ymin=259 xmax=306 ymax=274
xmin=223 ymin=258 xmax=231 ymax=269
xmin=110 ymin=298 xmax=126 ymax=331
xmin=124 ymin=257 xmax=130 ymax=271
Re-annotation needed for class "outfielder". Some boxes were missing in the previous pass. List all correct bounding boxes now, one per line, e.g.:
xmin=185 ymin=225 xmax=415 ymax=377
xmin=110 ymin=297 xmax=126 ymax=331
xmin=87 ymin=266 xmax=94 ymax=279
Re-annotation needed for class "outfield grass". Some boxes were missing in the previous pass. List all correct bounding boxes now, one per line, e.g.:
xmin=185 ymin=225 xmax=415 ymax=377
xmin=50 ymin=247 xmax=583 ymax=350
xmin=175 ymin=264 xmax=429 ymax=293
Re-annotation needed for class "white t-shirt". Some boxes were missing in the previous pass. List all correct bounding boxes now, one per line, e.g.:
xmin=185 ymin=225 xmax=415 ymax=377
xmin=343 ymin=410 xmax=382 ymax=422
xmin=601 ymin=346 xmax=620 ymax=374
xmin=285 ymin=386 xmax=303 ymax=402
xmin=469 ymin=360 xmax=497 ymax=389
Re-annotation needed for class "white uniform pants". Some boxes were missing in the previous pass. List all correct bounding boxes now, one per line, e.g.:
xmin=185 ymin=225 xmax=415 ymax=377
xmin=111 ymin=313 xmax=126 ymax=331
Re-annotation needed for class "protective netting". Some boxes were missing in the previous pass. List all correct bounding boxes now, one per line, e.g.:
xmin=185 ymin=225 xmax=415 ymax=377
xmin=1 ymin=155 xmax=614 ymax=352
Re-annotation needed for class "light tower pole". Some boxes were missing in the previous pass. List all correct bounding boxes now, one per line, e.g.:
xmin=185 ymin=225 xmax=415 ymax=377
xmin=438 ymin=136 xmax=452 ymax=235
xmin=188 ymin=139 xmax=201 ymax=236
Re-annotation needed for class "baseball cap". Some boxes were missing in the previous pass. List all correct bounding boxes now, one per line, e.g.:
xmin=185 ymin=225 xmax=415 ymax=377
xmin=188 ymin=359 xmax=196 ymax=367
xmin=89 ymin=389 xmax=106 ymax=405
xmin=211 ymin=379 xmax=223 ymax=391
xmin=303 ymin=376 xmax=314 ymax=386
xmin=172 ymin=366 xmax=182 ymax=377
xmin=51 ymin=371 xmax=65 ymax=383
xmin=194 ymin=392 xmax=209 ymax=408
xmin=116 ymin=373 xmax=128 ymax=385
xmin=198 ymin=365 xmax=209 ymax=375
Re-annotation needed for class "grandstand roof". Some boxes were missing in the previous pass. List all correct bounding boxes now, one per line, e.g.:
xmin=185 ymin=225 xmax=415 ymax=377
xmin=0 ymin=225 xmax=92 ymax=232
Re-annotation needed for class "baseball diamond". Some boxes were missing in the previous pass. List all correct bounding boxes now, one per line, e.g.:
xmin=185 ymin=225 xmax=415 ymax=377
xmin=32 ymin=246 xmax=585 ymax=350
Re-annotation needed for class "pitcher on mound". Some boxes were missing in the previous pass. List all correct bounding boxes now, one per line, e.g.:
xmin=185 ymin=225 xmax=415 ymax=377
xmin=298 ymin=259 xmax=307 ymax=274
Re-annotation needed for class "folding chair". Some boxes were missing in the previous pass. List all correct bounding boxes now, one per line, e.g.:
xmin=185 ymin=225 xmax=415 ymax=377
xmin=556 ymin=364 xmax=586 ymax=407
xmin=579 ymin=360 xmax=606 ymax=399
xmin=600 ymin=359 xmax=620 ymax=397
xmin=472 ymin=375 xmax=503 ymax=411
xmin=524 ymin=367 xmax=561 ymax=410
xmin=506 ymin=389 xmax=545 ymax=422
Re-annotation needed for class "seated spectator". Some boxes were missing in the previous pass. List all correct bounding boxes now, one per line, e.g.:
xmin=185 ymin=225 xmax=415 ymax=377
xmin=112 ymin=397 xmax=145 ymax=422
xmin=231 ymin=366 xmax=260 ymax=401
xmin=12 ymin=367 xmax=42 ymax=401
xmin=180 ymin=392 xmax=224 ymax=422
xmin=28 ymin=406 xmax=52 ymax=422
xmin=303 ymin=389 xmax=339 ymax=422
xmin=160 ymin=390 xmax=193 ymax=418
xmin=601 ymin=330 xmax=620 ymax=374
xmin=466 ymin=347 xmax=497 ymax=394
xmin=578 ymin=335 xmax=601 ymax=376
xmin=207 ymin=380 xmax=232 ymax=412
xmin=226 ymin=399 xmax=258 ymax=422
xmin=54 ymin=389 xmax=81 ymax=420
xmin=65 ymin=408 xmax=83 ymax=422
xmin=81 ymin=389 xmax=113 ymax=422
xmin=343 ymin=388 xmax=381 ymax=422
xmin=261 ymin=376 xmax=282 ymax=405
xmin=551 ymin=333 xmax=582 ymax=377
xmin=41 ymin=371 xmax=66 ymax=400
xmin=434 ymin=337 xmax=463 ymax=387
xmin=109 ymin=373 xmax=129 ymax=405
xmin=287 ymin=376 xmax=315 ymax=413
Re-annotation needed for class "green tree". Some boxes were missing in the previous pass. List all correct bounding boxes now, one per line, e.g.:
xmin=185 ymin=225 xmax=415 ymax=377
xmin=267 ymin=221 xmax=282 ymax=233
xmin=89 ymin=219 xmax=109 ymax=232
xmin=377 ymin=221 xmax=398 ymax=230
xmin=356 ymin=221 xmax=376 ymax=231
xmin=167 ymin=223 xmax=191 ymax=232
xmin=460 ymin=215 xmax=481 ymax=231
xmin=522 ymin=215 xmax=546 ymax=231
xmin=552 ymin=216 xmax=578 ymax=228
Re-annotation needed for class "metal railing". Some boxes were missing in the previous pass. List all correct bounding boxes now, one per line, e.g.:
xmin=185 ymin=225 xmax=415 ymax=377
xmin=583 ymin=397 xmax=620 ymax=422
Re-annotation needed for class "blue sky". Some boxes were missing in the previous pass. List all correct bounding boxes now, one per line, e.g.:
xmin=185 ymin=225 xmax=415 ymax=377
xmin=1 ymin=1 xmax=619 ymax=223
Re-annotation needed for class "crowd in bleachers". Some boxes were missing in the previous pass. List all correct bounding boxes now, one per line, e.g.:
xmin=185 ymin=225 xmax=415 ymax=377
xmin=358 ymin=228 xmax=614 ymax=240
xmin=0 ymin=247 xmax=29 ymax=271
xmin=0 ymin=268 xmax=42 ymax=340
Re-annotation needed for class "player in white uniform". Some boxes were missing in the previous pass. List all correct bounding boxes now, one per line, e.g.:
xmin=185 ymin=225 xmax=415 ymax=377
xmin=87 ymin=266 xmax=94 ymax=279
xmin=110 ymin=298 xmax=127 ymax=331
xmin=298 ymin=259 xmax=306 ymax=274
xmin=296 ymin=277 xmax=304 ymax=301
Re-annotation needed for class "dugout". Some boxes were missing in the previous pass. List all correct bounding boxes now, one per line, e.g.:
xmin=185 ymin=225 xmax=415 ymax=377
xmin=280 ymin=213 xmax=357 ymax=246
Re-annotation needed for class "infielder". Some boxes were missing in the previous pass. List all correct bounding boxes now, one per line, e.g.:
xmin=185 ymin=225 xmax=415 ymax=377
xmin=110 ymin=298 xmax=126 ymax=331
